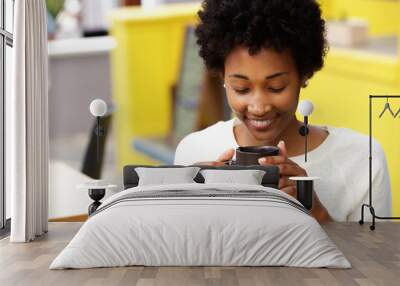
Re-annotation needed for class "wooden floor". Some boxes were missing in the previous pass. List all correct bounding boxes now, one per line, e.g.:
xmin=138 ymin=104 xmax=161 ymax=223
xmin=0 ymin=222 xmax=399 ymax=286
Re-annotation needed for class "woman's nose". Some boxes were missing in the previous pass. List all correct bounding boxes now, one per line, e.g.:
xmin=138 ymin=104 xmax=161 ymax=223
xmin=248 ymin=92 xmax=271 ymax=115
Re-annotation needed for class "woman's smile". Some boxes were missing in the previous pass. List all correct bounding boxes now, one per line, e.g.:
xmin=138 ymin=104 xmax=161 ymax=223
xmin=245 ymin=115 xmax=279 ymax=132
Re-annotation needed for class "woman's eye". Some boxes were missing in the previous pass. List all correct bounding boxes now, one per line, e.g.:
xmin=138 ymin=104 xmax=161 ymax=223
xmin=269 ymin=87 xmax=286 ymax=93
xmin=234 ymin=88 xmax=250 ymax=95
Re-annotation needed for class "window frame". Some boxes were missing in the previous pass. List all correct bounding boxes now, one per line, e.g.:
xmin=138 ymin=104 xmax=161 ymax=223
xmin=0 ymin=0 xmax=14 ymax=234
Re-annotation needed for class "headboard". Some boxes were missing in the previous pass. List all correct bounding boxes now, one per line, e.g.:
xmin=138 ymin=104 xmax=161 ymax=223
xmin=123 ymin=165 xmax=280 ymax=190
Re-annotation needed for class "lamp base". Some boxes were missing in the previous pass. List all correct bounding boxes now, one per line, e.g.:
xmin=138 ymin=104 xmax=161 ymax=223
xmin=289 ymin=177 xmax=319 ymax=210
xmin=88 ymin=188 xmax=106 ymax=215
xmin=296 ymin=180 xmax=313 ymax=210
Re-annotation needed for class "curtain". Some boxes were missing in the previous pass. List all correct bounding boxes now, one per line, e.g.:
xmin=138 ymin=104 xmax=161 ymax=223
xmin=7 ymin=0 xmax=49 ymax=242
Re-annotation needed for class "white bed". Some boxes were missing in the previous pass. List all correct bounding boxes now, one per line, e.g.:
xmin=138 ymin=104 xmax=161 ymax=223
xmin=50 ymin=183 xmax=350 ymax=269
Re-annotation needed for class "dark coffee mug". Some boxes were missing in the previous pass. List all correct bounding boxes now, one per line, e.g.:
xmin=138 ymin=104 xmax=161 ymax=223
xmin=234 ymin=146 xmax=280 ymax=166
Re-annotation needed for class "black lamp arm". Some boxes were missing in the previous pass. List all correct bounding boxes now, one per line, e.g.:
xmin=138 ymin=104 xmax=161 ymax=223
xmin=298 ymin=116 xmax=309 ymax=163
xmin=94 ymin=116 xmax=105 ymax=163
xmin=95 ymin=116 xmax=105 ymax=137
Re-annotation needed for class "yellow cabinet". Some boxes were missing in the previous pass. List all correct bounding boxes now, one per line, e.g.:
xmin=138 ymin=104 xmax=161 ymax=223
xmin=110 ymin=3 xmax=200 ymax=167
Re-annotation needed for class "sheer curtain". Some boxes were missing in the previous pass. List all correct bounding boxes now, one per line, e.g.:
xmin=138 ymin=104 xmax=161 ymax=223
xmin=7 ymin=0 xmax=49 ymax=242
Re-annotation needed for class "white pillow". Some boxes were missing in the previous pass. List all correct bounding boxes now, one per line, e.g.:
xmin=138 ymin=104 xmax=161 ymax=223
xmin=200 ymin=169 xmax=266 ymax=185
xmin=136 ymin=167 xmax=201 ymax=186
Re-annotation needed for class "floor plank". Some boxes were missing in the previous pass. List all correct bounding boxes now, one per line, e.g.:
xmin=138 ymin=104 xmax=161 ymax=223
xmin=0 ymin=222 xmax=399 ymax=286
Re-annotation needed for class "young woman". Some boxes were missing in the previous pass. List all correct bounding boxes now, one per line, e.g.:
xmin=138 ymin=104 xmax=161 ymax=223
xmin=174 ymin=0 xmax=392 ymax=222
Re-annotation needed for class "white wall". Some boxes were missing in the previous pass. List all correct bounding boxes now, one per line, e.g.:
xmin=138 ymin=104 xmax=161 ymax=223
xmin=48 ymin=36 xmax=114 ymax=139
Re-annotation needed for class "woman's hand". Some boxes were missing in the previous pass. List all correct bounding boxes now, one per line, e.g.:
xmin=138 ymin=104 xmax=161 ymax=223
xmin=194 ymin=149 xmax=235 ymax=166
xmin=258 ymin=141 xmax=332 ymax=223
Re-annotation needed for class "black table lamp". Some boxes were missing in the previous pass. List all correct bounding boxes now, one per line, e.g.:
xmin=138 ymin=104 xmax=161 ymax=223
xmin=289 ymin=100 xmax=319 ymax=210
xmin=89 ymin=99 xmax=107 ymax=163
xmin=79 ymin=99 xmax=113 ymax=215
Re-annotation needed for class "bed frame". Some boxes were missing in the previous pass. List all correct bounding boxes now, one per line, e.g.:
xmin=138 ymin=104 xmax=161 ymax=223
xmin=123 ymin=165 xmax=280 ymax=190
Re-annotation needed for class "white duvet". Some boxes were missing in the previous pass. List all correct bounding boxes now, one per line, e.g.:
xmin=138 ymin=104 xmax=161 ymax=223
xmin=50 ymin=183 xmax=351 ymax=269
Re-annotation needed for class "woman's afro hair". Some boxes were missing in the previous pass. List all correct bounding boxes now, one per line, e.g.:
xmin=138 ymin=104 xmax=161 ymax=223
xmin=195 ymin=0 xmax=328 ymax=79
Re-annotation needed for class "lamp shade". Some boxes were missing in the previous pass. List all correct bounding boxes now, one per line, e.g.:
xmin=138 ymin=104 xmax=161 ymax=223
xmin=89 ymin=99 xmax=107 ymax=117
xmin=298 ymin=100 xmax=314 ymax=117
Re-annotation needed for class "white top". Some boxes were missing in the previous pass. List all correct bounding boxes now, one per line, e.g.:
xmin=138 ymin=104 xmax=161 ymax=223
xmin=174 ymin=119 xmax=392 ymax=222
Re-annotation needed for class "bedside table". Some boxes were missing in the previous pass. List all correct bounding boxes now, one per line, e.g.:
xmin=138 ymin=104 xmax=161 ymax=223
xmin=77 ymin=181 xmax=117 ymax=215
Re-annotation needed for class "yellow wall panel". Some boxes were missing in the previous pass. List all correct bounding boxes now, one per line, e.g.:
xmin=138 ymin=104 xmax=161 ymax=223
xmin=318 ymin=0 xmax=332 ymax=19
xmin=110 ymin=3 xmax=200 ymax=167
xmin=327 ymin=0 xmax=400 ymax=36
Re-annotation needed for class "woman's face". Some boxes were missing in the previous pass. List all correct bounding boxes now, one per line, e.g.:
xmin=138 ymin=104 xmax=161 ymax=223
xmin=224 ymin=46 xmax=303 ymax=144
